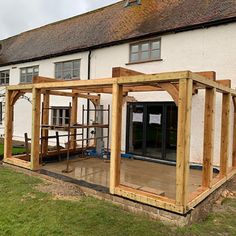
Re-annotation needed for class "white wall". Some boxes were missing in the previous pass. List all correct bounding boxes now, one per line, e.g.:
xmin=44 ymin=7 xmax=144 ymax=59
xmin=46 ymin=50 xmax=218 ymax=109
xmin=1 ymin=22 xmax=236 ymax=165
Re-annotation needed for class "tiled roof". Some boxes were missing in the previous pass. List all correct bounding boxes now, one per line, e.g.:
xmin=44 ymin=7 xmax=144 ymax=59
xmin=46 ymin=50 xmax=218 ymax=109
xmin=0 ymin=0 xmax=236 ymax=66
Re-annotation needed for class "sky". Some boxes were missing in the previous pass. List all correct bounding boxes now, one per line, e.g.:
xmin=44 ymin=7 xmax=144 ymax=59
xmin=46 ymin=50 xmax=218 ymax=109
xmin=0 ymin=0 xmax=120 ymax=40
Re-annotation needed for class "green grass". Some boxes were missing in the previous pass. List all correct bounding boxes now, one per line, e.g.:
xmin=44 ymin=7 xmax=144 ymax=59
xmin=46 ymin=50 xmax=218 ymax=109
xmin=0 ymin=167 xmax=236 ymax=236
xmin=0 ymin=144 xmax=26 ymax=158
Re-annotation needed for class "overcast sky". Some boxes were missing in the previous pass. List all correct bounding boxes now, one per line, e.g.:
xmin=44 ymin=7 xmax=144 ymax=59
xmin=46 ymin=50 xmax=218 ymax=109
xmin=0 ymin=0 xmax=119 ymax=40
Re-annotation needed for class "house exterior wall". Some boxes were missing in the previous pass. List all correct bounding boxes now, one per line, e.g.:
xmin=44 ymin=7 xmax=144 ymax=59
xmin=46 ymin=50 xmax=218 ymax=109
xmin=1 ymin=22 xmax=236 ymax=166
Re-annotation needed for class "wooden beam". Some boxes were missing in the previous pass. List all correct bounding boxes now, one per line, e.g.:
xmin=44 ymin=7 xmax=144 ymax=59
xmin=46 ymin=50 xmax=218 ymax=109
xmin=110 ymin=83 xmax=123 ymax=194
xmin=216 ymin=80 xmax=231 ymax=88
xmin=10 ymin=91 xmax=19 ymax=105
xmin=8 ymin=84 xmax=34 ymax=91
xmin=220 ymin=93 xmax=231 ymax=177
xmin=195 ymin=71 xmax=216 ymax=81
xmin=33 ymin=76 xmax=60 ymax=84
xmin=123 ymin=85 xmax=163 ymax=93
xmin=114 ymin=185 xmax=183 ymax=214
xmin=34 ymin=78 xmax=117 ymax=90
xmin=122 ymin=95 xmax=137 ymax=105
xmin=42 ymin=91 xmax=50 ymax=156
xmin=73 ymin=85 xmax=164 ymax=94
xmin=157 ymin=82 xmax=179 ymax=106
xmin=112 ymin=67 xmax=164 ymax=97
xmin=70 ymin=95 xmax=78 ymax=150
xmin=176 ymin=78 xmax=193 ymax=208
xmin=188 ymin=168 xmax=236 ymax=211
xmin=4 ymin=90 xmax=13 ymax=160
xmin=4 ymin=157 xmax=31 ymax=170
xmin=31 ymin=71 xmax=187 ymax=90
xmin=6 ymin=71 xmax=236 ymax=97
xmin=202 ymin=88 xmax=216 ymax=188
xmin=72 ymin=90 xmax=101 ymax=100
xmin=190 ymin=72 xmax=236 ymax=96
xmin=232 ymin=97 xmax=236 ymax=168
xmin=30 ymin=87 xmax=41 ymax=170
xmin=46 ymin=90 xmax=101 ymax=106
xmin=112 ymin=67 xmax=144 ymax=77
xmin=117 ymin=71 xmax=189 ymax=85
xmin=10 ymin=90 xmax=26 ymax=106
xmin=47 ymin=90 xmax=75 ymax=97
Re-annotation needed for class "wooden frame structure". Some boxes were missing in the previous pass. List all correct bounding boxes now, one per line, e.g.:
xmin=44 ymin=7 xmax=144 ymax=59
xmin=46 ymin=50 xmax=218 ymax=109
xmin=4 ymin=69 xmax=236 ymax=214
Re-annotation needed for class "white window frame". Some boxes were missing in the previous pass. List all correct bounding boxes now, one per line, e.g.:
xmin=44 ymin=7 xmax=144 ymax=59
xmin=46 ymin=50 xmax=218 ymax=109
xmin=20 ymin=66 xmax=39 ymax=84
xmin=51 ymin=107 xmax=70 ymax=126
xmin=129 ymin=38 xmax=161 ymax=63
xmin=55 ymin=59 xmax=81 ymax=80
xmin=0 ymin=70 xmax=10 ymax=85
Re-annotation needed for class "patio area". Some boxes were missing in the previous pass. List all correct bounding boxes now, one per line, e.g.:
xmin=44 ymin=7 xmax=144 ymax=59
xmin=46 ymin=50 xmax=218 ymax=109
xmin=42 ymin=157 xmax=202 ymax=199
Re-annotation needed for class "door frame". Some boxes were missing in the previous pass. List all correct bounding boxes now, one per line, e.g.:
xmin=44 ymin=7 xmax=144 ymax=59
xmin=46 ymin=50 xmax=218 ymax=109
xmin=126 ymin=101 xmax=177 ymax=161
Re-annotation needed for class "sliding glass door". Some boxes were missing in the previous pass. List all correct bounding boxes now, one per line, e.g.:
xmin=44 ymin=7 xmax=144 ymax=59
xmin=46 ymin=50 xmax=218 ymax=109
xmin=126 ymin=102 xmax=178 ymax=161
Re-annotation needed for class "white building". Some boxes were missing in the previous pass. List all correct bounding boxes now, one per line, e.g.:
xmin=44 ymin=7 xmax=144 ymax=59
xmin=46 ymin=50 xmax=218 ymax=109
xmin=0 ymin=0 xmax=236 ymax=166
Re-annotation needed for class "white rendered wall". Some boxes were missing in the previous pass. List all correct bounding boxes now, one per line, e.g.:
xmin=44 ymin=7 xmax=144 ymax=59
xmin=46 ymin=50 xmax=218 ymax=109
xmin=1 ymin=22 xmax=236 ymax=165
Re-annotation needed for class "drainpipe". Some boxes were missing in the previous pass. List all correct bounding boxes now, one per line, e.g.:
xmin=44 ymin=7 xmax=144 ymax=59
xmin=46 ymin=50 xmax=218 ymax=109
xmin=86 ymin=50 xmax=92 ymax=145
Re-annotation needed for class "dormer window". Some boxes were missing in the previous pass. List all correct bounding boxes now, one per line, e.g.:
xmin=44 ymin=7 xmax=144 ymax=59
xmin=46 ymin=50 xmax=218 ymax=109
xmin=129 ymin=38 xmax=161 ymax=64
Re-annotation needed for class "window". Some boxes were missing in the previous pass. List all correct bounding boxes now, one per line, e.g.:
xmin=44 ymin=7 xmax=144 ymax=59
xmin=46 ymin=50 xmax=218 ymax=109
xmin=20 ymin=66 xmax=39 ymax=83
xmin=130 ymin=39 xmax=161 ymax=63
xmin=55 ymin=60 xmax=80 ymax=80
xmin=51 ymin=107 xmax=70 ymax=126
xmin=127 ymin=102 xmax=177 ymax=161
xmin=0 ymin=70 xmax=9 ymax=85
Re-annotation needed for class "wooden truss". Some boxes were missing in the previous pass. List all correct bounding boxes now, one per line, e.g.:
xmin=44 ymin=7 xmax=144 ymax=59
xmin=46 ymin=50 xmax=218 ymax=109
xmin=4 ymin=68 xmax=236 ymax=214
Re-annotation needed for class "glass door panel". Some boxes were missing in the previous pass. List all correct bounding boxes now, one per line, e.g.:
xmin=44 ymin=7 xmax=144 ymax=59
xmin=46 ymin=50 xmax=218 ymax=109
xmin=165 ymin=104 xmax=178 ymax=161
xmin=127 ymin=102 xmax=178 ymax=161
xmin=128 ymin=104 xmax=144 ymax=155
xmin=146 ymin=104 xmax=163 ymax=159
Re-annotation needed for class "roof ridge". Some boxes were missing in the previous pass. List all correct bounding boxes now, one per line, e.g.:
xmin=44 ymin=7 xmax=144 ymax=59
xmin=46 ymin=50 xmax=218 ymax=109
xmin=1 ymin=0 xmax=123 ymax=41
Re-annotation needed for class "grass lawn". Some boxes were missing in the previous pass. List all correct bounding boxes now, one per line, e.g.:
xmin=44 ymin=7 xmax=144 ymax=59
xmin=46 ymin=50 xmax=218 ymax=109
xmin=0 ymin=167 xmax=236 ymax=236
xmin=0 ymin=144 xmax=26 ymax=158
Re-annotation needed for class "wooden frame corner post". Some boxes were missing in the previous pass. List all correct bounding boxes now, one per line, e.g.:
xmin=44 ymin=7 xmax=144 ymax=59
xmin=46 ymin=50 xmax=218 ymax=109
xmin=202 ymin=88 xmax=216 ymax=188
xmin=176 ymin=78 xmax=193 ymax=210
xmin=4 ymin=90 xmax=14 ymax=160
xmin=31 ymin=87 xmax=41 ymax=171
xmin=232 ymin=97 xmax=236 ymax=168
xmin=110 ymin=83 xmax=123 ymax=194
xmin=220 ymin=93 xmax=231 ymax=177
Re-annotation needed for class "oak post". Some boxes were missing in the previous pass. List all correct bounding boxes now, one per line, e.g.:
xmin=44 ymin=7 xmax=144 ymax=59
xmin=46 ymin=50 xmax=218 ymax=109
xmin=70 ymin=95 xmax=78 ymax=150
xmin=31 ymin=87 xmax=41 ymax=170
xmin=42 ymin=91 xmax=50 ymax=156
xmin=4 ymin=90 xmax=13 ymax=160
xmin=176 ymin=78 xmax=193 ymax=208
xmin=202 ymin=88 xmax=216 ymax=188
xmin=110 ymin=83 xmax=123 ymax=194
xmin=233 ymin=97 xmax=236 ymax=168
xmin=220 ymin=93 xmax=231 ymax=177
